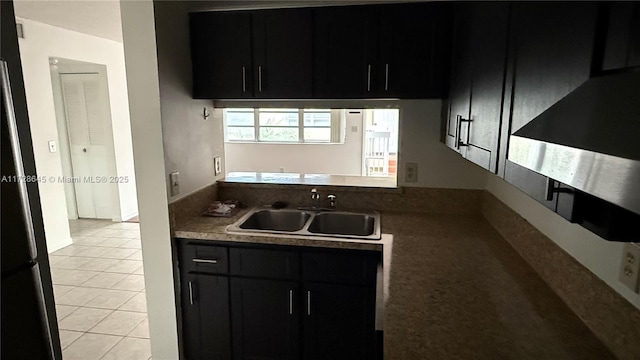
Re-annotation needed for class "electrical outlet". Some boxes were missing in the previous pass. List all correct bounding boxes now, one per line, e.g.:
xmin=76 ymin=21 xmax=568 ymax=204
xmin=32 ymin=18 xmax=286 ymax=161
xmin=214 ymin=156 xmax=221 ymax=176
xmin=405 ymin=162 xmax=418 ymax=183
xmin=619 ymin=243 xmax=640 ymax=293
xmin=170 ymin=171 xmax=180 ymax=196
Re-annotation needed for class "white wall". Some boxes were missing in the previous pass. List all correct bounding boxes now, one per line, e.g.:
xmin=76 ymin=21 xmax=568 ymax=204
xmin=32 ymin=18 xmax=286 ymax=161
xmin=225 ymin=110 xmax=363 ymax=175
xmin=153 ymin=1 xmax=225 ymax=203
xmin=397 ymin=100 xmax=487 ymax=189
xmin=17 ymin=18 xmax=138 ymax=252
xmin=486 ymin=175 xmax=640 ymax=310
xmin=120 ymin=0 xmax=179 ymax=358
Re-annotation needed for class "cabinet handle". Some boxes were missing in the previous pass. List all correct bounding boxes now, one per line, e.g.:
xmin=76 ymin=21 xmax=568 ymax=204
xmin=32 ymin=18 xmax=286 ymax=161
xmin=188 ymin=281 xmax=194 ymax=305
xmin=192 ymin=258 xmax=218 ymax=264
xmin=258 ymin=65 xmax=262 ymax=93
xmin=455 ymin=115 xmax=472 ymax=150
xmin=307 ymin=290 xmax=311 ymax=316
xmin=289 ymin=290 xmax=293 ymax=315
xmin=385 ymin=63 xmax=389 ymax=91
xmin=367 ymin=64 xmax=372 ymax=92
xmin=242 ymin=66 xmax=246 ymax=93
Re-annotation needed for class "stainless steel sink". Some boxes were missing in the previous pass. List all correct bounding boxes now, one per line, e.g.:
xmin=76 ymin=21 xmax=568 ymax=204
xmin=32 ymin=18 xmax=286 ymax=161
xmin=239 ymin=209 xmax=310 ymax=232
xmin=227 ymin=207 xmax=381 ymax=240
xmin=307 ymin=212 xmax=376 ymax=236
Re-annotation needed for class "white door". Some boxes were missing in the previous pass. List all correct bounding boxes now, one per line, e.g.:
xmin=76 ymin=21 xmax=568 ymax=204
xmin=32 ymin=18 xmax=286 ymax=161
xmin=60 ymin=73 xmax=112 ymax=219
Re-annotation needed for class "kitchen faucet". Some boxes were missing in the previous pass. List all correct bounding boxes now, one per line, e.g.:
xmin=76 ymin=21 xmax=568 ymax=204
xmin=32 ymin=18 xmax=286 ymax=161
xmin=311 ymin=188 xmax=320 ymax=209
xmin=328 ymin=194 xmax=337 ymax=208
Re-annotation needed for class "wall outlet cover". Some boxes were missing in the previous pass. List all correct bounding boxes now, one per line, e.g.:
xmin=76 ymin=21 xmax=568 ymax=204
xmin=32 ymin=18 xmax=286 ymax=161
xmin=405 ymin=162 xmax=418 ymax=183
xmin=619 ymin=243 xmax=640 ymax=293
xmin=48 ymin=140 xmax=57 ymax=153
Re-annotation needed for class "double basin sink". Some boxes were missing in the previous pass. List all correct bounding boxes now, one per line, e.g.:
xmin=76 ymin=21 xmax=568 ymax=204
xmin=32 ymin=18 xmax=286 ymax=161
xmin=227 ymin=207 xmax=381 ymax=240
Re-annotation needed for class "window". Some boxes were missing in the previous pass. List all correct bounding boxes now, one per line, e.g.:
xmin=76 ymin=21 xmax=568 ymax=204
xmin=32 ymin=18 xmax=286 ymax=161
xmin=224 ymin=108 xmax=343 ymax=143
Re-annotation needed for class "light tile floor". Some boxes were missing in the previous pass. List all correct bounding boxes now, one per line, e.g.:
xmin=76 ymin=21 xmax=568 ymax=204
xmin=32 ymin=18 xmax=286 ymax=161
xmin=50 ymin=219 xmax=151 ymax=360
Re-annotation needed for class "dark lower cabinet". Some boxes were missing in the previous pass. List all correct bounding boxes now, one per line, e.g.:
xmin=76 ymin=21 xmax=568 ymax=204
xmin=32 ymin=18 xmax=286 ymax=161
xmin=303 ymin=282 xmax=376 ymax=360
xmin=230 ymin=278 xmax=300 ymax=360
xmin=181 ymin=274 xmax=231 ymax=360
xmin=178 ymin=241 xmax=380 ymax=360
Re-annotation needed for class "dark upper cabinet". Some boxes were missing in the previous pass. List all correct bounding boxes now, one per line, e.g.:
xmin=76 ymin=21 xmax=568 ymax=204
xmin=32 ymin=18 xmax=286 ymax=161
xmin=445 ymin=5 xmax=472 ymax=151
xmin=502 ymin=2 xmax=597 ymax=206
xmin=190 ymin=11 xmax=253 ymax=99
xmin=601 ymin=2 xmax=640 ymax=72
xmin=313 ymin=6 xmax=378 ymax=98
xmin=378 ymin=3 xmax=451 ymax=98
xmin=252 ymin=8 xmax=313 ymax=98
xmin=446 ymin=3 xmax=510 ymax=173
xmin=181 ymin=274 xmax=231 ymax=360
xmin=230 ymin=278 xmax=300 ymax=360
xmin=191 ymin=4 xmax=451 ymax=99
xmin=303 ymin=282 xmax=376 ymax=360
xmin=507 ymin=2 xmax=597 ymax=134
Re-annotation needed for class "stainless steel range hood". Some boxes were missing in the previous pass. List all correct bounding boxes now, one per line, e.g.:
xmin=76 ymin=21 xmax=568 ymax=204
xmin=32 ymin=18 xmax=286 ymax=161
xmin=508 ymin=71 xmax=640 ymax=216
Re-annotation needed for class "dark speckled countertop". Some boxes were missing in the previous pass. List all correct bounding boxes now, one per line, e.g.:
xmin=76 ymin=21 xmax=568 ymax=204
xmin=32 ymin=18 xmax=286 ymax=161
xmin=174 ymin=209 xmax=615 ymax=359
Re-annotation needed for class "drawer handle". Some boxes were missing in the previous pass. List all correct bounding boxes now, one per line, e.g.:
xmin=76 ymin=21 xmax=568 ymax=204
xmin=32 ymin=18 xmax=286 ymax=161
xmin=193 ymin=258 xmax=218 ymax=264
xmin=289 ymin=290 xmax=293 ymax=315
xmin=307 ymin=290 xmax=311 ymax=316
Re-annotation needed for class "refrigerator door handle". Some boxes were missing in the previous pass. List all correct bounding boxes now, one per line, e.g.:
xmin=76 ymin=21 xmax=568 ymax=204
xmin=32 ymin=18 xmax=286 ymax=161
xmin=0 ymin=60 xmax=38 ymax=259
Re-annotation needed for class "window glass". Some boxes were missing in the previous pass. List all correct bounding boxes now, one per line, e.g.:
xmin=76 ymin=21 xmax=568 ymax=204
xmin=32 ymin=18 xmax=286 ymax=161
xmin=259 ymin=127 xmax=299 ymax=142
xmin=303 ymin=128 xmax=331 ymax=142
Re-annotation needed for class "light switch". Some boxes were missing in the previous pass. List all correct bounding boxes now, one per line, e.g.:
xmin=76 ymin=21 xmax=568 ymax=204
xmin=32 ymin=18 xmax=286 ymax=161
xmin=351 ymin=126 xmax=358 ymax=132
xmin=170 ymin=171 xmax=180 ymax=196
xmin=214 ymin=156 xmax=222 ymax=176
xmin=48 ymin=141 xmax=57 ymax=153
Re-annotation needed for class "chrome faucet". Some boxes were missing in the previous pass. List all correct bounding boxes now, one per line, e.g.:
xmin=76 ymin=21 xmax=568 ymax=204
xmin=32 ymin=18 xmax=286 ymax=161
xmin=311 ymin=188 xmax=320 ymax=208
xmin=327 ymin=194 xmax=337 ymax=208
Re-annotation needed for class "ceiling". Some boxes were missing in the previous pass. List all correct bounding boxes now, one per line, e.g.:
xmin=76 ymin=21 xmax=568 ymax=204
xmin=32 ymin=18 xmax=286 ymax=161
xmin=12 ymin=0 xmax=427 ymax=43
xmin=14 ymin=0 xmax=123 ymax=42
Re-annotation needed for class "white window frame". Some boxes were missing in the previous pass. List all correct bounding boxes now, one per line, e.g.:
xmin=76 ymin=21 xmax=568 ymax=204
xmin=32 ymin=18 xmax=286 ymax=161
xmin=224 ymin=108 xmax=344 ymax=144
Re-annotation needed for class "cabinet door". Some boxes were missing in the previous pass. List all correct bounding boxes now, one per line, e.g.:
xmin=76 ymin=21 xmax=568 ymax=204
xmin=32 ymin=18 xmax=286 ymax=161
xmin=181 ymin=274 xmax=231 ymax=360
xmin=378 ymin=3 xmax=451 ymax=99
xmin=508 ymin=2 xmax=597 ymax=134
xmin=231 ymin=278 xmax=300 ymax=360
xmin=445 ymin=5 xmax=472 ymax=151
xmin=504 ymin=2 xmax=597 ymax=201
xmin=190 ymin=11 xmax=253 ymax=99
xmin=313 ymin=6 xmax=378 ymax=98
xmin=252 ymin=8 xmax=313 ymax=98
xmin=602 ymin=2 xmax=640 ymax=71
xmin=303 ymin=282 xmax=376 ymax=360
xmin=464 ymin=2 xmax=510 ymax=172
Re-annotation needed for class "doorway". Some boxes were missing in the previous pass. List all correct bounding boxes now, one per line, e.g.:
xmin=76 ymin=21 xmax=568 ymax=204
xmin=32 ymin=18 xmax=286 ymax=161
xmin=362 ymin=109 xmax=399 ymax=178
xmin=49 ymin=58 xmax=126 ymax=222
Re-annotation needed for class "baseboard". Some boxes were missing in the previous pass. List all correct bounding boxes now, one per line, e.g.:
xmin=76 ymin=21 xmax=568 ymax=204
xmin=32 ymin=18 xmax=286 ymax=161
xmin=47 ymin=236 xmax=73 ymax=254
xmin=119 ymin=210 xmax=139 ymax=223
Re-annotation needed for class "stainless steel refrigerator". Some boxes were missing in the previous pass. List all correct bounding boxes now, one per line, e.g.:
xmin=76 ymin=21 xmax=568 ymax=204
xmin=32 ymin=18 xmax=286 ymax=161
xmin=1 ymin=0 xmax=62 ymax=358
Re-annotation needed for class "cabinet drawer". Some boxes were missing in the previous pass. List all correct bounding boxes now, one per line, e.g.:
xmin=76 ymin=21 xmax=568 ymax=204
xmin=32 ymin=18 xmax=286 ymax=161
xmin=302 ymin=250 xmax=379 ymax=285
xmin=182 ymin=244 xmax=229 ymax=275
xmin=230 ymin=248 xmax=299 ymax=280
